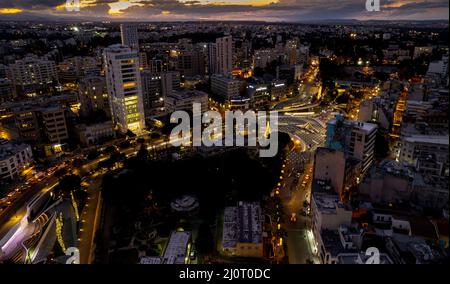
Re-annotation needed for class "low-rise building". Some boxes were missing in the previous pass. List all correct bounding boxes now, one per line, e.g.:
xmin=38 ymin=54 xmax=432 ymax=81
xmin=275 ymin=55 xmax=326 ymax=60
xmin=211 ymin=74 xmax=240 ymax=100
xmin=269 ymin=80 xmax=287 ymax=101
xmin=226 ymin=96 xmax=251 ymax=111
xmin=74 ymin=121 xmax=115 ymax=146
xmin=166 ymin=90 xmax=208 ymax=113
xmin=222 ymin=201 xmax=264 ymax=258
xmin=140 ymin=231 xmax=192 ymax=264
xmin=0 ymin=139 xmax=33 ymax=180
xmin=246 ymin=83 xmax=270 ymax=109
xmin=399 ymin=134 xmax=449 ymax=176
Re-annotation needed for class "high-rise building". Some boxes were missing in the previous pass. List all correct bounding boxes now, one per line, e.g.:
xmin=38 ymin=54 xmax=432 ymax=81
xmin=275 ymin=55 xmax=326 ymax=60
xmin=78 ymin=75 xmax=111 ymax=118
xmin=177 ymin=50 xmax=206 ymax=77
xmin=120 ymin=24 xmax=139 ymax=51
xmin=216 ymin=36 xmax=233 ymax=75
xmin=104 ymin=44 xmax=145 ymax=134
xmin=140 ymin=70 xmax=164 ymax=118
xmin=6 ymin=56 xmax=58 ymax=97
xmin=326 ymin=115 xmax=377 ymax=174
xmin=207 ymin=42 xmax=217 ymax=75
xmin=208 ymin=36 xmax=232 ymax=75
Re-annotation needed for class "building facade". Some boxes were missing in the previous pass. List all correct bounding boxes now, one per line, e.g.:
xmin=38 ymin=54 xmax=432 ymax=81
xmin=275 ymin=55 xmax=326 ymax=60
xmin=104 ymin=44 xmax=145 ymax=134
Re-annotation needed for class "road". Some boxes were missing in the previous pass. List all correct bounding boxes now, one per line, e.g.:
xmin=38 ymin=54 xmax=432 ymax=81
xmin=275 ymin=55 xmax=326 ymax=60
xmin=0 ymin=176 xmax=59 ymax=239
xmin=272 ymin=63 xmax=320 ymax=111
xmin=0 ymin=135 xmax=178 ymax=263
xmin=78 ymin=174 xmax=102 ymax=264
xmin=280 ymin=158 xmax=320 ymax=264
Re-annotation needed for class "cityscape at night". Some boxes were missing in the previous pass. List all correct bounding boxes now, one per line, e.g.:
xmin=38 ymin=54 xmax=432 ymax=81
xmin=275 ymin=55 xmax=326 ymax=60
xmin=0 ymin=0 xmax=449 ymax=270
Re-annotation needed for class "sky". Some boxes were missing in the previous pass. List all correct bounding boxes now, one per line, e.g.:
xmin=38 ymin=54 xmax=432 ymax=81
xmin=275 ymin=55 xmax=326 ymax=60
xmin=0 ymin=0 xmax=448 ymax=22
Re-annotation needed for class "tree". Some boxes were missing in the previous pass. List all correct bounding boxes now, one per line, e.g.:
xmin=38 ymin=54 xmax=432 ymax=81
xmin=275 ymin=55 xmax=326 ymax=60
xmin=57 ymin=174 xmax=81 ymax=197
xmin=103 ymin=145 xmax=117 ymax=155
xmin=196 ymin=222 xmax=215 ymax=255
xmin=54 ymin=168 xmax=67 ymax=178
xmin=73 ymin=158 xmax=84 ymax=168
xmin=87 ymin=149 xmax=100 ymax=160
xmin=119 ymin=140 xmax=131 ymax=149
xmin=137 ymin=144 xmax=149 ymax=161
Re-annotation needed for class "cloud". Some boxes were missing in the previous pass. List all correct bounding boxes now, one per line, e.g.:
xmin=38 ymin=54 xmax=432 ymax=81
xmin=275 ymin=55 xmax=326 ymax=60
xmin=0 ymin=0 xmax=448 ymax=20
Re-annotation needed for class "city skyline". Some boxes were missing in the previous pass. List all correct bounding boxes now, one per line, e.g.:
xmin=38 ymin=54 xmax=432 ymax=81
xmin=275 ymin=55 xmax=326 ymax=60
xmin=0 ymin=0 xmax=449 ymax=22
xmin=0 ymin=14 xmax=448 ymax=266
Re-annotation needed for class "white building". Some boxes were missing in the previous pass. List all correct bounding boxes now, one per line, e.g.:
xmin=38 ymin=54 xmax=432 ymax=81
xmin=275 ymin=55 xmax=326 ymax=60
xmin=120 ymin=24 xmax=139 ymax=51
xmin=104 ymin=44 xmax=145 ymax=134
xmin=0 ymin=139 xmax=33 ymax=180
xmin=209 ymin=36 xmax=233 ymax=75
xmin=166 ymin=90 xmax=209 ymax=113
xmin=6 ymin=55 xmax=58 ymax=96
xmin=210 ymin=74 xmax=240 ymax=99
xmin=399 ymin=134 xmax=449 ymax=174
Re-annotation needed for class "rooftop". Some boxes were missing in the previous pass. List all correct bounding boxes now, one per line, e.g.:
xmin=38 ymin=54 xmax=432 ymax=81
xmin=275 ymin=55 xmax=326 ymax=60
xmin=223 ymin=202 xmax=263 ymax=248
xmin=321 ymin=229 xmax=356 ymax=258
xmin=162 ymin=231 xmax=191 ymax=264
xmin=313 ymin=191 xmax=349 ymax=214
xmin=328 ymin=115 xmax=377 ymax=133
xmin=403 ymin=134 xmax=449 ymax=145
xmin=169 ymin=90 xmax=208 ymax=101
xmin=0 ymin=139 xmax=31 ymax=160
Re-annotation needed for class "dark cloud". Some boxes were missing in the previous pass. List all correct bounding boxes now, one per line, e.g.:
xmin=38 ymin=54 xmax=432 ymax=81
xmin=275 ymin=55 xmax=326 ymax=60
xmin=0 ymin=0 xmax=65 ymax=9
xmin=1 ymin=0 xmax=448 ymax=20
